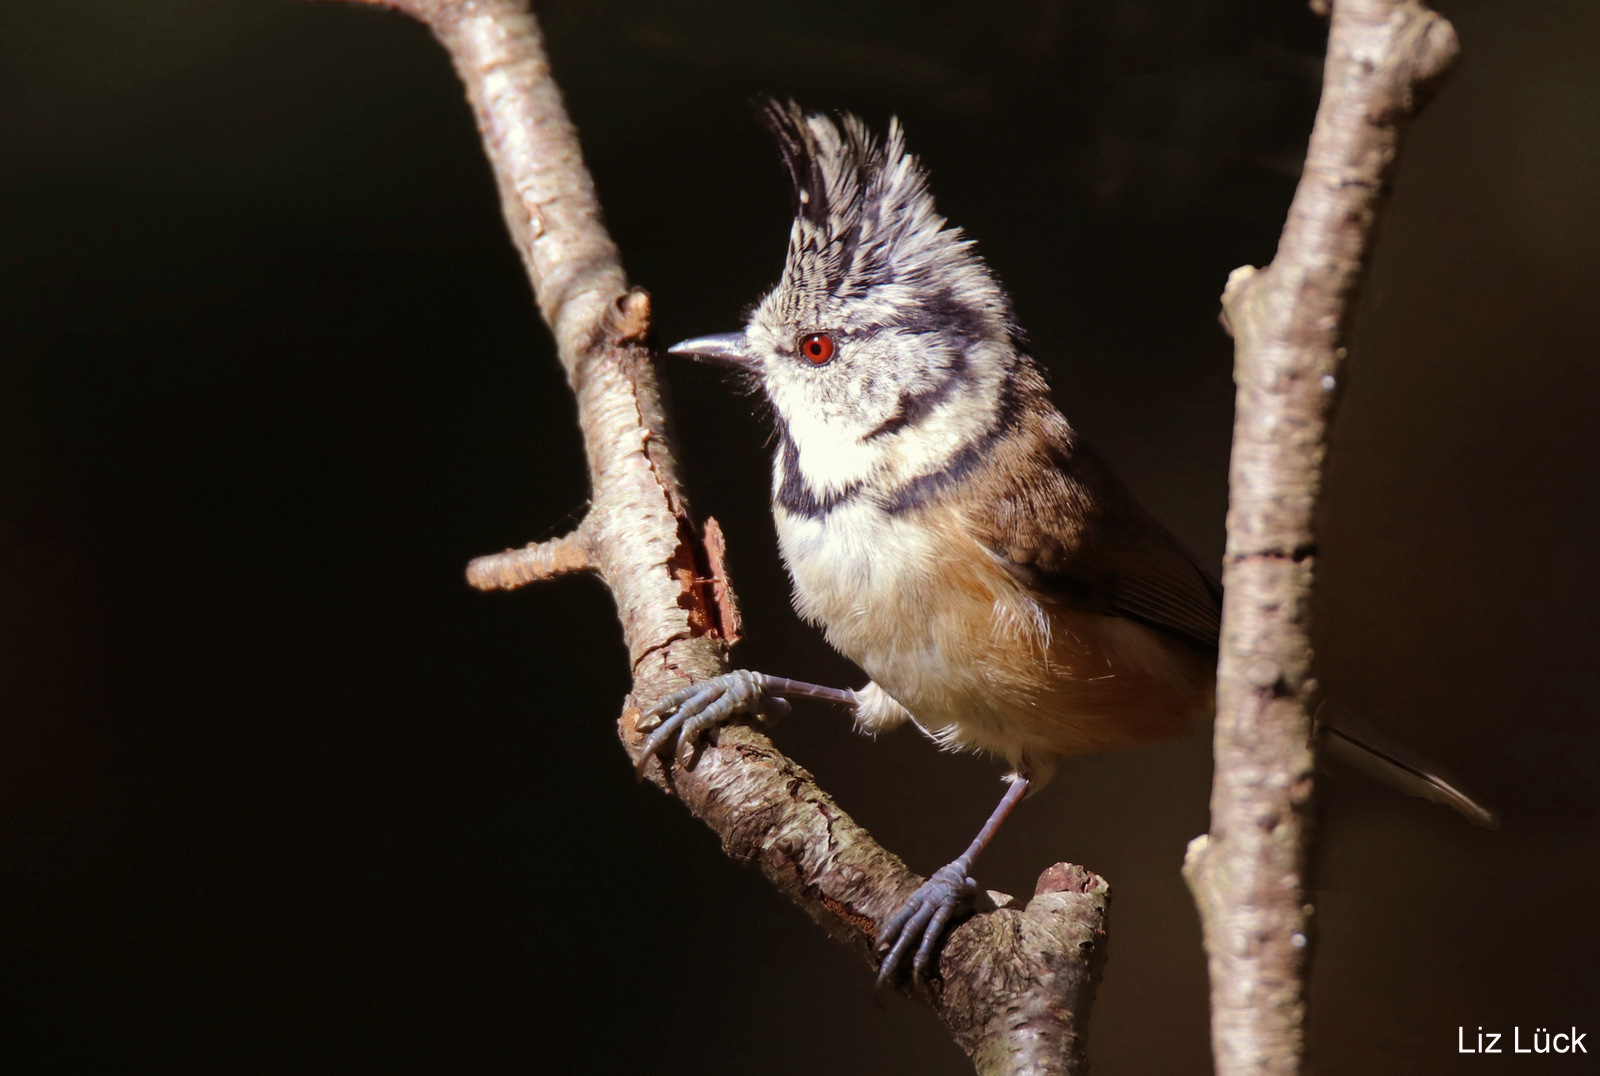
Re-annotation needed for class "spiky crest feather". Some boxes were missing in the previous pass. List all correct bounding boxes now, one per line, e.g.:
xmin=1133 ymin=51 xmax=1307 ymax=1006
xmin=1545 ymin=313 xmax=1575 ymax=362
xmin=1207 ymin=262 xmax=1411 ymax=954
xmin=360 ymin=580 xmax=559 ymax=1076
xmin=757 ymin=99 xmax=1013 ymax=342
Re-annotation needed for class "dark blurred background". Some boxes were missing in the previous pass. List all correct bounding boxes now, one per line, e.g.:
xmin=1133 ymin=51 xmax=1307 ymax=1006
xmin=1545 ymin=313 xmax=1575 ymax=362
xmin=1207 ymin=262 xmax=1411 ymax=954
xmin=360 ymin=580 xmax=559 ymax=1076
xmin=1 ymin=0 xmax=1596 ymax=1071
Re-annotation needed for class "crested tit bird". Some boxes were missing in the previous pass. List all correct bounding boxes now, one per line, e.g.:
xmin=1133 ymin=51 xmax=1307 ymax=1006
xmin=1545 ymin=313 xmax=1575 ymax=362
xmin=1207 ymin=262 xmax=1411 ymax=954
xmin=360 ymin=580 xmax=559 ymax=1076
xmin=642 ymin=100 xmax=1490 ymax=988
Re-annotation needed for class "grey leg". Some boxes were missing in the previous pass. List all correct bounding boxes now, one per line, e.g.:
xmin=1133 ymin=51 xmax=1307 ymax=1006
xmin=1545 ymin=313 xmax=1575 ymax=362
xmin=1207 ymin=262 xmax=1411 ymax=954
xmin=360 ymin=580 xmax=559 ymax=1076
xmin=875 ymin=777 xmax=1032 ymax=989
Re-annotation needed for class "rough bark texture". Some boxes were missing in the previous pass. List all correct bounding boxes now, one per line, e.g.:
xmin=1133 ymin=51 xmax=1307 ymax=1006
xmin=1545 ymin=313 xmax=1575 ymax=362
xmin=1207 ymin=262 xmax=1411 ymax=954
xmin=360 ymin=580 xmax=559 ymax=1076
xmin=319 ymin=1 xmax=1107 ymax=1070
xmin=1181 ymin=1 xmax=1459 ymax=1074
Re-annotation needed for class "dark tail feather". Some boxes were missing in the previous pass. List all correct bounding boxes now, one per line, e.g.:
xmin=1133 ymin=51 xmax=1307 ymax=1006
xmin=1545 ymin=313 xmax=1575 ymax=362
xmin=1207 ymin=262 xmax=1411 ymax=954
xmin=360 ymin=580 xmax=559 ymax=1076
xmin=1314 ymin=701 xmax=1499 ymax=829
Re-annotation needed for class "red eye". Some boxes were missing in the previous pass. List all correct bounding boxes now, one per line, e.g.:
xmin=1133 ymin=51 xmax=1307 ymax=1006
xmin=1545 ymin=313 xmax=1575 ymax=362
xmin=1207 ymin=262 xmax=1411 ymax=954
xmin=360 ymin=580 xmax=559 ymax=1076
xmin=799 ymin=332 xmax=835 ymax=365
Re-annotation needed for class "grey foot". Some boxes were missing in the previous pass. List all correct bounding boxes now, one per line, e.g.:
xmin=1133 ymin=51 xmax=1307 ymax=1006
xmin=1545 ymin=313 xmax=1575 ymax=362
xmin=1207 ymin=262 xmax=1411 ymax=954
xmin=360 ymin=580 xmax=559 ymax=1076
xmin=634 ymin=670 xmax=792 ymax=776
xmin=875 ymin=857 xmax=976 ymax=989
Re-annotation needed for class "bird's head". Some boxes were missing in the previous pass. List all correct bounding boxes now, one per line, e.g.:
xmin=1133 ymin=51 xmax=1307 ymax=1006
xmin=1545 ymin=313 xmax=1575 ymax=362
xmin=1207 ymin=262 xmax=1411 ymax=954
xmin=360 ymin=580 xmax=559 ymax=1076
xmin=670 ymin=101 xmax=1024 ymax=504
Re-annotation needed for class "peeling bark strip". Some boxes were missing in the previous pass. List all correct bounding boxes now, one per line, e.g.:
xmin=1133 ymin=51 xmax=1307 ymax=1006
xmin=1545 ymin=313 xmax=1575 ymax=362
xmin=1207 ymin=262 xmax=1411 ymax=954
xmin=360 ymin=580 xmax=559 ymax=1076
xmin=1182 ymin=2 xmax=1459 ymax=1075
xmin=320 ymin=0 xmax=1106 ymax=1069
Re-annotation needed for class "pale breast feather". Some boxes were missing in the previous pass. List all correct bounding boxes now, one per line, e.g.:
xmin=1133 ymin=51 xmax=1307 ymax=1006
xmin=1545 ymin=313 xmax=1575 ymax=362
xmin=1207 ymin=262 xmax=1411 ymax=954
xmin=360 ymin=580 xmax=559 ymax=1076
xmin=773 ymin=497 xmax=941 ymax=645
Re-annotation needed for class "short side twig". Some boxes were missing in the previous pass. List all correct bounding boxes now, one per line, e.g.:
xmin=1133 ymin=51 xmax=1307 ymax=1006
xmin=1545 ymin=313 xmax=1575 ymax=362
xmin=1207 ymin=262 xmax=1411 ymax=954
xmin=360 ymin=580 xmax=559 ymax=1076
xmin=1182 ymin=2 xmax=1459 ymax=1074
xmin=316 ymin=1 xmax=1108 ymax=1070
xmin=467 ymin=527 xmax=593 ymax=590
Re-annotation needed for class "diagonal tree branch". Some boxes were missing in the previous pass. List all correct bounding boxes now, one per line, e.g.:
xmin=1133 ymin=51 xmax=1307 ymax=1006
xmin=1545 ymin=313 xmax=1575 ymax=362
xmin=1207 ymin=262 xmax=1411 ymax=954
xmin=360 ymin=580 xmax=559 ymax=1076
xmin=316 ymin=1 xmax=1108 ymax=1070
xmin=1182 ymin=1 xmax=1459 ymax=1073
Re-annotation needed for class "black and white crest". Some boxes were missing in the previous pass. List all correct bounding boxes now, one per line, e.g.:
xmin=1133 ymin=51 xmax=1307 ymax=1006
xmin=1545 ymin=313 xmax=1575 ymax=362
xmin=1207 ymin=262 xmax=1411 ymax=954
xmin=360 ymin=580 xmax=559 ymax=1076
xmin=757 ymin=99 xmax=1013 ymax=343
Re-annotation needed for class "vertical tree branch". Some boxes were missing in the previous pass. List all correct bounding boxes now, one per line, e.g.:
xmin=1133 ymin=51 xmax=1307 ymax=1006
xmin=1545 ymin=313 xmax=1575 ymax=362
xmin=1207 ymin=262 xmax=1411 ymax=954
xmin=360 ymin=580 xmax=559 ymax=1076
xmin=315 ymin=1 xmax=1108 ymax=1069
xmin=1182 ymin=2 xmax=1459 ymax=1074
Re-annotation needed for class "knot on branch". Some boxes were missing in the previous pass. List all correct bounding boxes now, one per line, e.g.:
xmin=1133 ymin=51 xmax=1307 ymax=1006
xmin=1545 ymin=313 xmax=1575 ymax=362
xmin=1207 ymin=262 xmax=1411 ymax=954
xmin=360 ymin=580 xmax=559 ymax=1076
xmin=1411 ymin=14 xmax=1461 ymax=85
xmin=937 ymin=866 xmax=1110 ymax=1076
xmin=1218 ymin=265 xmax=1260 ymax=340
xmin=605 ymin=287 xmax=653 ymax=346
xmin=1388 ymin=8 xmax=1461 ymax=114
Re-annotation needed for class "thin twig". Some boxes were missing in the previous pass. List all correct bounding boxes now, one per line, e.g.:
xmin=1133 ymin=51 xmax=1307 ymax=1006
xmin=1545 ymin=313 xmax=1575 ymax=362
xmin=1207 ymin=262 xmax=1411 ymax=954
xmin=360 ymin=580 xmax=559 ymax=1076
xmin=466 ymin=527 xmax=593 ymax=590
xmin=1182 ymin=1 xmax=1459 ymax=1073
xmin=317 ymin=1 xmax=1107 ymax=1070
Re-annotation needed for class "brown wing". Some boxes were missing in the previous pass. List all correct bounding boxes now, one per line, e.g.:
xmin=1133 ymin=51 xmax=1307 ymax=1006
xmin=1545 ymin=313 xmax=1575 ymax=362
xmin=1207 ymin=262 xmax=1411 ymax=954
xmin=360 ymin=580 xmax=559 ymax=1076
xmin=977 ymin=429 xmax=1222 ymax=651
xmin=972 ymin=414 xmax=1499 ymax=824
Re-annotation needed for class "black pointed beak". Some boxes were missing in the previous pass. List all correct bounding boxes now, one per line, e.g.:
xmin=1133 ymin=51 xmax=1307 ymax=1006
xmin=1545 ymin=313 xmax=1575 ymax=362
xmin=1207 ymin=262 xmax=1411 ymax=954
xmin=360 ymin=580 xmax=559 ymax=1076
xmin=666 ymin=331 xmax=759 ymax=370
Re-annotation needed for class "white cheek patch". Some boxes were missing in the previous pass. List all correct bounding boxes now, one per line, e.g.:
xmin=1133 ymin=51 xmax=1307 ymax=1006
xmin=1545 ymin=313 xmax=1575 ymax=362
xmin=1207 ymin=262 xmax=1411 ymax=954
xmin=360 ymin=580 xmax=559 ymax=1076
xmin=764 ymin=332 xmax=1012 ymax=509
xmin=773 ymin=387 xmax=883 ymax=491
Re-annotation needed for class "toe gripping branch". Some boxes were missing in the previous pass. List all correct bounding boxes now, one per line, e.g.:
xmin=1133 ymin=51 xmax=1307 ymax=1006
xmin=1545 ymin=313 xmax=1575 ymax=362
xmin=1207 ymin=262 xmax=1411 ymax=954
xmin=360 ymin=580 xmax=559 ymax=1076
xmin=876 ymin=858 xmax=979 ymax=990
xmin=875 ymin=776 xmax=1032 ymax=989
xmin=633 ymin=670 xmax=858 ymax=776
xmin=634 ymin=671 xmax=1035 ymax=995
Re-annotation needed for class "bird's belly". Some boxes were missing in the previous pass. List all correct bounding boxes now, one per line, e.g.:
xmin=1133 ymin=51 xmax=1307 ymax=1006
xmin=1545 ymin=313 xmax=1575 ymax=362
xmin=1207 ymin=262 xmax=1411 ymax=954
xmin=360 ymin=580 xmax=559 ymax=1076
xmin=775 ymin=501 xmax=1213 ymax=777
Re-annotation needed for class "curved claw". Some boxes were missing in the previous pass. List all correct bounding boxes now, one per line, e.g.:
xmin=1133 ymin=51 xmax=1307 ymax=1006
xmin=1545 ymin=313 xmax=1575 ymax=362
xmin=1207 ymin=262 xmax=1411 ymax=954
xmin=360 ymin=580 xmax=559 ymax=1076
xmin=634 ymin=671 xmax=774 ymax=778
xmin=875 ymin=859 xmax=976 ymax=990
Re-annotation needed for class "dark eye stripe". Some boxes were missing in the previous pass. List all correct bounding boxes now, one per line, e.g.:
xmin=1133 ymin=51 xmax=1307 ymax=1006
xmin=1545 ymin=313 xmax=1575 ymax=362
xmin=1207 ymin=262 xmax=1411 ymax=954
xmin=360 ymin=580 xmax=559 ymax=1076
xmin=861 ymin=349 xmax=972 ymax=442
